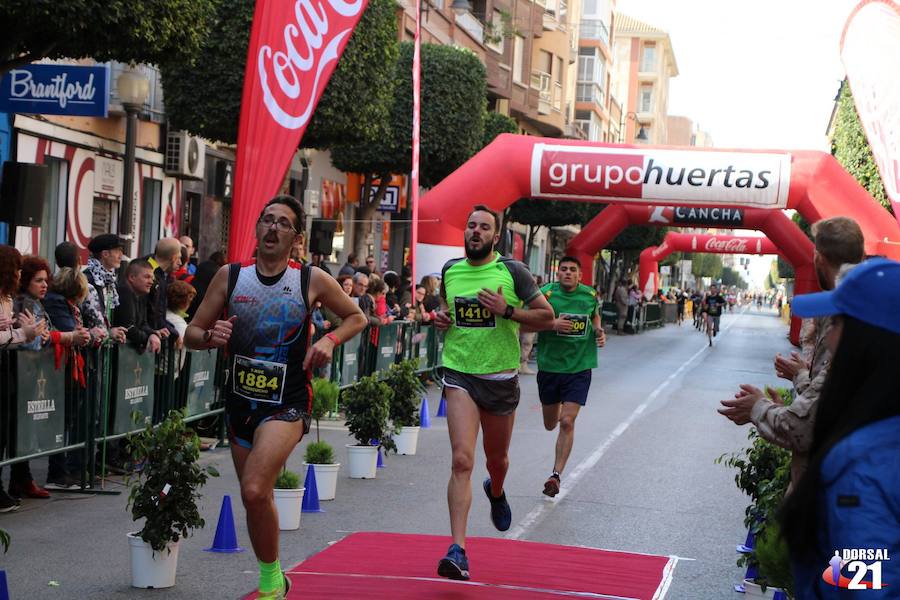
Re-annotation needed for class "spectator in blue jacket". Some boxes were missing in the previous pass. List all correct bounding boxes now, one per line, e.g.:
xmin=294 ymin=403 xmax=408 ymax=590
xmin=781 ymin=258 xmax=900 ymax=598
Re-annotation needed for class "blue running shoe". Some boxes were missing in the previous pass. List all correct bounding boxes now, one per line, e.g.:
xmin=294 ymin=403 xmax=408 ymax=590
xmin=483 ymin=478 xmax=512 ymax=531
xmin=437 ymin=543 xmax=470 ymax=580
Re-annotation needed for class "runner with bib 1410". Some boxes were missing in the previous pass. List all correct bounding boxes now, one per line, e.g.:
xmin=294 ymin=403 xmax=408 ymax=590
xmin=433 ymin=205 xmax=555 ymax=582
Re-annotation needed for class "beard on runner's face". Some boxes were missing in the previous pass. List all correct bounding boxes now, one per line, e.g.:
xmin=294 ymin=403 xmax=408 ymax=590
xmin=465 ymin=232 xmax=495 ymax=260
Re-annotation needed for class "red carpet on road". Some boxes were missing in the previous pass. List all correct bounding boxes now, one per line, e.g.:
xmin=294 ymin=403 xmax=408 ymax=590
xmin=243 ymin=532 xmax=675 ymax=599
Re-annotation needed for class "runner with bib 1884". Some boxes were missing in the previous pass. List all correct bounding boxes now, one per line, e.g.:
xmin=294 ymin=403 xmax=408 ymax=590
xmin=524 ymin=256 xmax=605 ymax=498
xmin=433 ymin=205 xmax=555 ymax=581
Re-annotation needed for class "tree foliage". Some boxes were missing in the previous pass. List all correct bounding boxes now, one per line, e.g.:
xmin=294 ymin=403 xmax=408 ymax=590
xmin=776 ymin=256 xmax=794 ymax=280
xmin=721 ymin=266 xmax=746 ymax=289
xmin=161 ymin=0 xmax=398 ymax=146
xmin=831 ymin=80 xmax=891 ymax=214
xmin=482 ymin=111 xmax=517 ymax=148
xmin=689 ymin=253 xmax=723 ymax=280
xmin=0 ymin=0 xmax=218 ymax=76
xmin=331 ymin=42 xmax=486 ymax=256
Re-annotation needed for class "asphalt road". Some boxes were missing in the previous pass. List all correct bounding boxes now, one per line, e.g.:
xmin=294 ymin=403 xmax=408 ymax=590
xmin=0 ymin=305 xmax=793 ymax=599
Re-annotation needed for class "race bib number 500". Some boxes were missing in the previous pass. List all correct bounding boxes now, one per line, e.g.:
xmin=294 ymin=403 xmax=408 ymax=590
xmin=558 ymin=313 xmax=589 ymax=337
xmin=233 ymin=355 xmax=286 ymax=404
xmin=454 ymin=296 xmax=496 ymax=328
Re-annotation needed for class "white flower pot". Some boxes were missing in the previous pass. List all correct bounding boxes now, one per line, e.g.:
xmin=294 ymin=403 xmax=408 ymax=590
xmin=346 ymin=444 xmax=378 ymax=479
xmin=273 ymin=487 xmax=305 ymax=530
xmin=128 ymin=533 xmax=180 ymax=589
xmin=742 ymin=579 xmax=783 ymax=599
xmin=393 ymin=426 xmax=420 ymax=455
xmin=303 ymin=462 xmax=341 ymax=501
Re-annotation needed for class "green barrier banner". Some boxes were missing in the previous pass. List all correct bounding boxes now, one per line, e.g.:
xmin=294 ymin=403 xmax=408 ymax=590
xmin=113 ymin=346 xmax=156 ymax=434
xmin=14 ymin=349 xmax=66 ymax=456
xmin=185 ymin=350 xmax=217 ymax=417
xmin=339 ymin=333 xmax=362 ymax=387
xmin=415 ymin=326 xmax=429 ymax=371
xmin=374 ymin=323 xmax=400 ymax=373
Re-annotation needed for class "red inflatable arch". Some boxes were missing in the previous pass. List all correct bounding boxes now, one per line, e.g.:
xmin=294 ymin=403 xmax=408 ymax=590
xmin=638 ymin=232 xmax=779 ymax=299
xmin=566 ymin=205 xmax=814 ymax=344
xmin=418 ymin=134 xmax=900 ymax=274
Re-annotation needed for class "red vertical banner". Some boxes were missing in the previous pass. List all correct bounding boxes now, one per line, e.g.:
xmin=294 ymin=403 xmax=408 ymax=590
xmin=409 ymin=0 xmax=422 ymax=297
xmin=228 ymin=0 xmax=370 ymax=261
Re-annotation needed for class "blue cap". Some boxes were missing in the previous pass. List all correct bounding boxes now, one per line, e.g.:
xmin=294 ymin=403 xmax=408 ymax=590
xmin=792 ymin=258 xmax=900 ymax=334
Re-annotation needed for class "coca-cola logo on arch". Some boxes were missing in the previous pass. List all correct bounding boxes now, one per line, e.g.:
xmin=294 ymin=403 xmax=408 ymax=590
xmin=702 ymin=238 xmax=750 ymax=253
xmin=258 ymin=0 xmax=366 ymax=130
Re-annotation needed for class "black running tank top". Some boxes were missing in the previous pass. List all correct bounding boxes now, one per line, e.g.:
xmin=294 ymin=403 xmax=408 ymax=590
xmin=225 ymin=261 xmax=311 ymax=411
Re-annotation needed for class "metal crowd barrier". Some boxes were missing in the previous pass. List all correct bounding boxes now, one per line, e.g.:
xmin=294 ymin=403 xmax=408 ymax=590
xmin=0 ymin=339 xmax=224 ymax=490
xmin=0 ymin=321 xmax=451 ymax=487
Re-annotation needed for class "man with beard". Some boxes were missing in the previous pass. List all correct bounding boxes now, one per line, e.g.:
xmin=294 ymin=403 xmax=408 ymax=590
xmin=433 ymin=205 xmax=555 ymax=581
xmin=530 ymin=256 xmax=605 ymax=497
xmin=185 ymin=196 xmax=366 ymax=599
xmin=718 ymin=216 xmax=864 ymax=489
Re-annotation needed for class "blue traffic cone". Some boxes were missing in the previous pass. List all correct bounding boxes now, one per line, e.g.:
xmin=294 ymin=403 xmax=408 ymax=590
xmin=420 ymin=397 xmax=432 ymax=429
xmin=734 ymin=561 xmax=759 ymax=593
xmin=737 ymin=528 xmax=755 ymax=553
xmin=204 ymin=495 xmax=245 ymax=553
xmin=377 ymin=446 xmax=385 ymax=468
xmin=0 ymin=570 xmax=8 ymax=600
xmin=436 ymin=395 xmax=447 ymax=417
xmin=301 ymin=464 xmax=324 ymax=513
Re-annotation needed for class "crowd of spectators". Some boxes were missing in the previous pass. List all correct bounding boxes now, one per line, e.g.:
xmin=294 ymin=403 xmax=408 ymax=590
xmin=0 ymin=234 xmax=215 ymax=512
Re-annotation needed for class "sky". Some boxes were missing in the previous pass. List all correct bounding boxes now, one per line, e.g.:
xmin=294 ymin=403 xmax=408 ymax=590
xmin=615 ymin=0 xmax=860 ymax=287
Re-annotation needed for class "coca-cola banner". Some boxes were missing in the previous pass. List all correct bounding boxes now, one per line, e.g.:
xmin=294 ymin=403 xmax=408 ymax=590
xmin=650 ymin=234 xmax=774 ymax=261
xmin=228 ymin=0 xmax=369 ymax=261
xmin=841 ymin=0 xmax=900 ymax=226
xmin=531 ymin=145 xmax=792 ymax=209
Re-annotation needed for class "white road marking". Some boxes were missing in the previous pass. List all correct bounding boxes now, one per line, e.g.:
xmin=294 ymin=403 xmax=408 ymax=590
xmin=506 ymin=313 xmax=742 ymax=541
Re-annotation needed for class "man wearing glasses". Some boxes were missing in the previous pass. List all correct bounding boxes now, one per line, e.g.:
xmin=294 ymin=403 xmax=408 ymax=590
xmin=186 ymin=196 xmax=367 ymax=599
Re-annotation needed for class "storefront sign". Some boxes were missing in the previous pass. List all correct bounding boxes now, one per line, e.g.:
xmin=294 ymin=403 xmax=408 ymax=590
xmin=0 ymin=64 xmax=110 ymax=117
xmin=94 ymin=155 xmax=123 ymax=198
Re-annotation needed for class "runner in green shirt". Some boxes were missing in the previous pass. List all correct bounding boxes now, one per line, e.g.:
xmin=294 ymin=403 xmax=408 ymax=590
xmin=433 ymin=205 xmax=555 ymax=581
xmin=533 ymin=256 xmax=605 ymax=497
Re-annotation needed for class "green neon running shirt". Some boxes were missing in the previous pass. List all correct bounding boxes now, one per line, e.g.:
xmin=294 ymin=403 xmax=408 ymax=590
xmin=536 ymin=282 xmax=599 ymax=374
xmin=440 ymin=253 xmax=540 ymax=374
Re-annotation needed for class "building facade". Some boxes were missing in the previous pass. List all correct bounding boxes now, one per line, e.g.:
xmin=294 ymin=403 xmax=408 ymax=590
xmin=611 ymin=13 xmax=678 ymax=145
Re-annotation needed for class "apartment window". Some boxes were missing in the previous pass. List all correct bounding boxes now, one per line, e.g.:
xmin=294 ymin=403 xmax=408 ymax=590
xmin=555 ymin=57 xmax=564 ymax=84
xmin=639 ymin=84 xmax=653 ymax=112
xmin=513 ymin=35 xmax=525 ymax=84
xmin=577 ymin=51 xmax=594 ymax=81
xmin=91 ymin=198 xmax=117 ymax=238
xmin=537 ymin=50 xmax=552 ymax=75
xmin=487 ymin=9 xmax=505 ymax=54
xmin=640 ymin=43 xmax=656 ymax=72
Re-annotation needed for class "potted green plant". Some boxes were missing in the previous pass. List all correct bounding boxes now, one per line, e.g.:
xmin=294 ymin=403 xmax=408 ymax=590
xmin=125 ymin=409 xmax=218 ymax=589
xmin=311 ymin=377 xmax=340 ymax=442
xmin=717 ymin=425 xmax=792 ymax=599
xmin=303 ymin=440 xmax=340 ymax=500
xmin=273 ymin=468 xmax=304 ymax=531
xmin=341 ymin=374 xmax=395 ymax=478
xmin=384 ymin=360 xmax=425 ymax=455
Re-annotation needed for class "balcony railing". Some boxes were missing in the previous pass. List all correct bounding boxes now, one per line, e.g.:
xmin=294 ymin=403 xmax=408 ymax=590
xmin=455 ymin=11 xmax=484 ymax=43
xmin=579 ymin=19 xmax=610 ymax=45
xmin=576 ymin=82 xmax=604 ymax=107
xmin=531 ymin=70 xmax=552 ymax=114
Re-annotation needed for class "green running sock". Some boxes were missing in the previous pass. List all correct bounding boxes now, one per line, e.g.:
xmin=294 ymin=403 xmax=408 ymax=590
xmin=258 ymin=559 xmax=283 ymax=594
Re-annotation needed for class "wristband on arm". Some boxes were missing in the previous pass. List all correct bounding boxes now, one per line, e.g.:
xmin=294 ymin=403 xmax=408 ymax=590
xmin=325 ymin=332 xmax=341 ymax=346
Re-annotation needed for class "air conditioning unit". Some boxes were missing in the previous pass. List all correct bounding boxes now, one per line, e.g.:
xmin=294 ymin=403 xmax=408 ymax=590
xmin=165 ymin=130 xmax=206 ymax=179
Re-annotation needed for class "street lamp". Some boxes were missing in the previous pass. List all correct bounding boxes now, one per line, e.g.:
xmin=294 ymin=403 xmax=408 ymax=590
xmin=117 ymin=66 xmax=150 ymax=255
xmin=450 ymin=0 xmax=472 ymax=14
xmin=620 ymin=111 xmax=648 ymax=143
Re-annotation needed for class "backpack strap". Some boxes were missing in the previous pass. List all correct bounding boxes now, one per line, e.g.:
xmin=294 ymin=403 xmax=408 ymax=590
xmin=226 ymin=262 xmax=241 ymax=305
